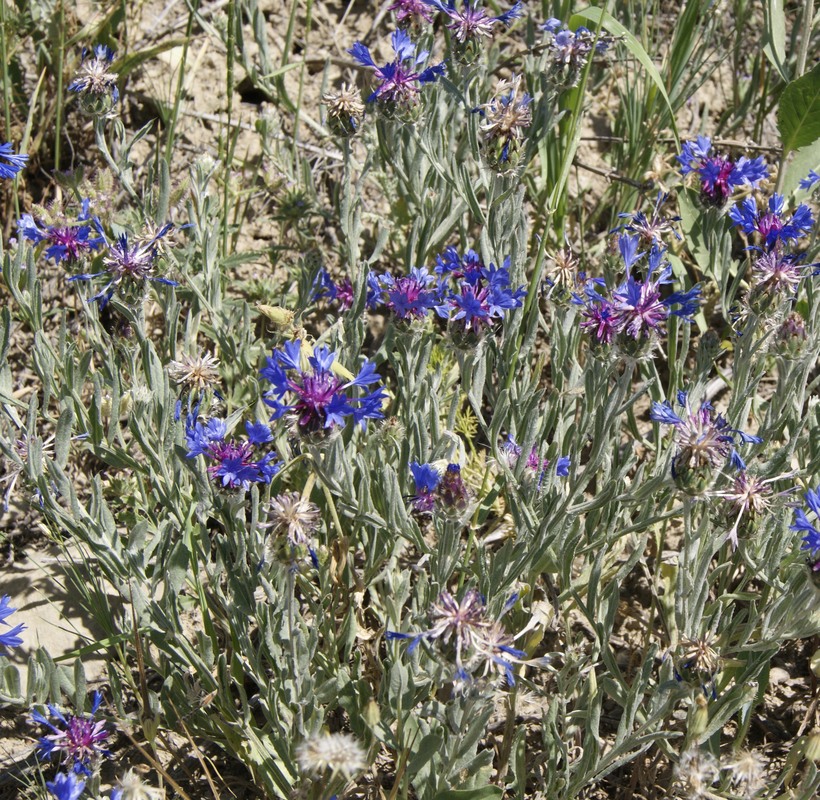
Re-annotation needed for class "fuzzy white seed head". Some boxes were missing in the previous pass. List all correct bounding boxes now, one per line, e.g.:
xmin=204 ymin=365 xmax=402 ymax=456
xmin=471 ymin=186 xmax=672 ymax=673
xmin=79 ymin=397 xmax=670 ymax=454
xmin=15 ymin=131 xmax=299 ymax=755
xmin=723 ymin=749 xmax=767 ymax=797
xmin=674 ymin=746 xmax=719 ymax=799
xmin=295 ymin=732 xmax=367 ymax=778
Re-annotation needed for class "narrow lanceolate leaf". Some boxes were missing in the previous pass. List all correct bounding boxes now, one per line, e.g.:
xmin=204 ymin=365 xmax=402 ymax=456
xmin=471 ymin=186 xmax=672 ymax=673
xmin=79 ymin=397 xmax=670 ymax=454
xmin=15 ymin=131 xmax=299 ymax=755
xmin=762 ymin=0 xmax=789 ymax=83
xmin=570 ymin=7 xmax=679 ymax=144
xmin=778 ymin=62 xmax=820 ymax=155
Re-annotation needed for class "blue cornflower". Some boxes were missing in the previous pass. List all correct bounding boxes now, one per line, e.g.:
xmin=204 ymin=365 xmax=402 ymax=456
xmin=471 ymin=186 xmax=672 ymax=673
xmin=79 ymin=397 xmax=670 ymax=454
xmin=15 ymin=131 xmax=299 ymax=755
xmin=791 ymin=486 xmax=820 ymax=558
xmin=498 ymin=435 xmax=571 ymax=485
xmin=410 ymin=460 xmax=442 ymax=512
xmin=577 ymin=236 xmax=700 ymax=346
xmin=677 ymin=136 xmax=768 ymax=206
xmin=729 ymin=194 xmax=814 ymax=248
xmin=423 ymin=1 xmax=523 ymax=43
xmin=348 ymin=29 xmax=445 ymax=109
xmin=0 ymin=595 xmax=25 ymax=650
xmin=388 ymin=0 xmax=436 ymax=24
xmin=540 ymin=19 xmax=614 ymax=84
xmin=260 ymin=340 xmax=386 ymax=434
xmin=68 ymin=45 xmax=119 ymax=114
xmin=377 ymin=267 xmax=443 ymax=320
xmin=18 ymin=199 xmax=104 ymax=264
xmin=0 ymin=142 xmax=28 ymax=179
xmin=68 ymin=221 xmax=178 ymax=307
xmin=435 ymin=251 xmax=526 ymax=332
xmin=408 ymin=461 xmax=473 ymax=516
xmin=799 ymin=170 xmax=820 ymax=191
xmin=46 ymin=772 xmax=86 ymax=800
xmin=185 ymin=417 xmax=281 ymax=490
xmin=312 ymin=268 xmax=355 ymax=311
xmin=32 ymin=692 xmax=111 ymax=775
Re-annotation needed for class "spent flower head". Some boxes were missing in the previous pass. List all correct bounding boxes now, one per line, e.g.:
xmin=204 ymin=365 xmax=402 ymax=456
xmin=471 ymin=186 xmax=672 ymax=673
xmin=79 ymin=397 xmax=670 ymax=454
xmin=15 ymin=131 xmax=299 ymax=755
xmin=674 ymin=746 xmax=720 ymax=799
xmin=68 ymin=45 xmax=119 ymax=115
xmin=68 ymin=221 xmax=178 ymax=307
xmin=168 ymin=352 xmax=221 ymax=394
xmin=674 ymin=633 xmax=722 ymax=696
xmin=348 ymin=29 xmax=445 ymax=114
xmin=387 ymin=589 xmax=547 ymax=688
xmin=712 ymin=469 xmax=794 ymax=549
xmin=262 ymin=491 xmax=322 ymax=569
xmin=615 ymin=192 xmax=681 ymax=246
xmin=322 ymin=83 xmax=365 ymax=136
xmin=1 ymin=431 xmax=55 ymax=512
xmin=650 ymin=391 xmax=761 ymax=494
xmin=723 ymin=749 xmax=767 ymax=798
xmin=296 ymin=732 xmax=367 ymax=779
xmin=474 ymin=73 xmax=532 ymax=171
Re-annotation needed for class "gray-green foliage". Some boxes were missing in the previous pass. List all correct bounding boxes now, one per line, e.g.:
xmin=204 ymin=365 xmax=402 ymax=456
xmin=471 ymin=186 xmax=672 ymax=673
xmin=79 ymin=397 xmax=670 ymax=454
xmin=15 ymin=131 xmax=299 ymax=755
xmin=1 ymin=2 xmax=820 ymax=799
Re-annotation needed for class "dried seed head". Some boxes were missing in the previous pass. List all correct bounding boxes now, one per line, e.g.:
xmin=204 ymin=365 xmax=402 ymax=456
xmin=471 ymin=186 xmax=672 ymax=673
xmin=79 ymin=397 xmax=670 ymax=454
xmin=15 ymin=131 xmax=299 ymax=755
xmin=322 ymin=83 xmax=365 ymax=136
xmin=674 ymin=746 xmax=719 ymax=799
xmin=723 ymin=749 xmax=766 ymax=798
xmin=111 ymin=767 xmax=166 ymax=800
xmin=168 ymin=352 xmax=221 ymax=392
xmin=295 ymin=732 xmax=367 ymax=778
xmin=264 ymin=492 xmax=321 ymax=547
xmin=677 ymin=633 xmax=722 ymax=684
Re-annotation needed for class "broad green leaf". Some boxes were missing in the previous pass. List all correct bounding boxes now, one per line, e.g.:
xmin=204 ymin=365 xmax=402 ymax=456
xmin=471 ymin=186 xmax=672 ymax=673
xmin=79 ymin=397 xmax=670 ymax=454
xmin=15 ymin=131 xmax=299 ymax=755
xmin=570 ymin=7 xmax=679 ymax=145
xmin=778 ymin=62 xmax=820 ymax=155
xmin=782 ymin=139 xmax=820 ymax=197
xmin=763 ymin=0 xmax=789 ymax=82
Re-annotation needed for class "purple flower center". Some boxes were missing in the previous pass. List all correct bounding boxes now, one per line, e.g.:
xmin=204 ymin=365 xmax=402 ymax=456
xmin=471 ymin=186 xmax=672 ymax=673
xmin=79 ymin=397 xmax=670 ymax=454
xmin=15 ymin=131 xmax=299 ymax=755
xmin=50 ymin=228 xmax=86 ymax=261
xmin=291 ymin=372 xmax=344 ymax=428
xmin=701 ymin=157 xmax=735 ymax=204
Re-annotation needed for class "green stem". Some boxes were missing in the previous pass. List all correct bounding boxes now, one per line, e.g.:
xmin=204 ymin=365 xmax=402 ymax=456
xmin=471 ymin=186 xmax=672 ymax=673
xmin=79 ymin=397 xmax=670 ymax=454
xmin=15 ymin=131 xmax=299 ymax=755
xmin=165 ymin=0 xmax=199 ymax=166
xmin=221 ymin=0 xmax=235 ymax=259
xmin=54 ymin=0 xmax=65 ymax=173
xmin=0 ymin=0 xmax=21 ymax=219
